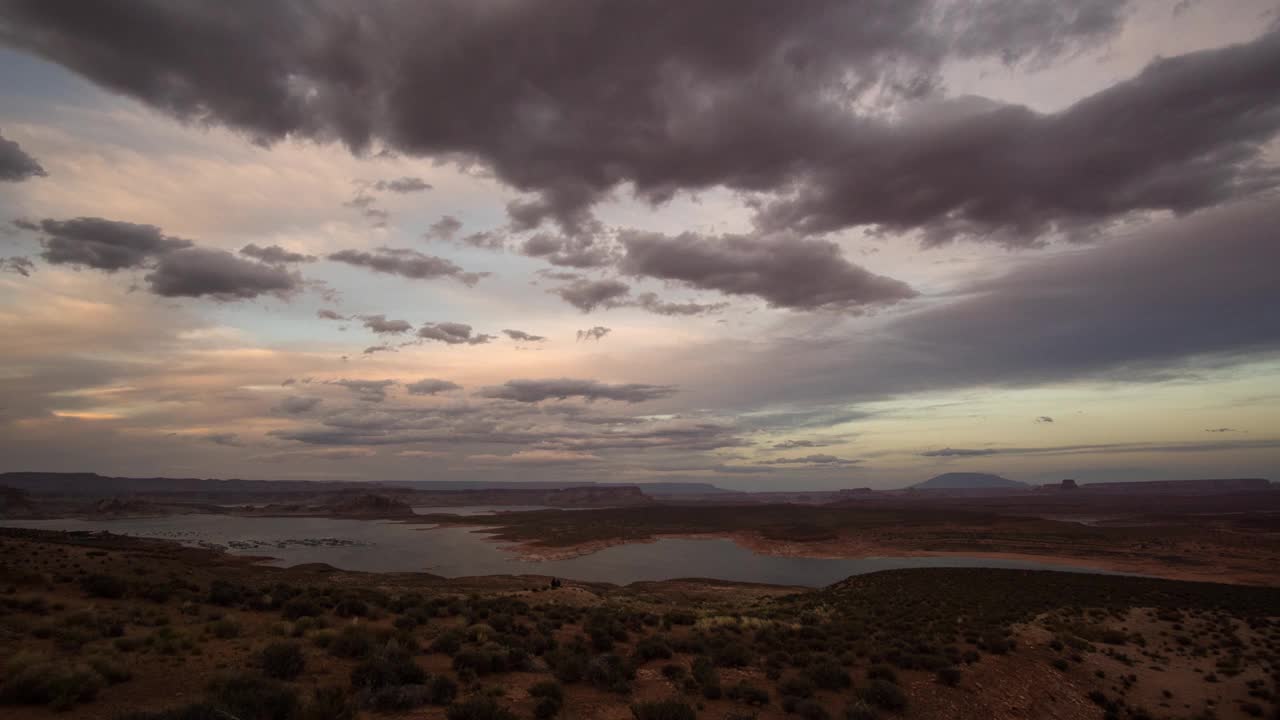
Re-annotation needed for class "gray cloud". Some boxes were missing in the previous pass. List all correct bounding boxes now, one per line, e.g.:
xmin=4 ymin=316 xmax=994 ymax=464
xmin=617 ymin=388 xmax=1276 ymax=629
xmin=551 ymin=277 xmax=631 ymax=312
xmin=363 ymin=344 xmax=394 ymax=354
xmin=328 ymin=247 xmax=485 ymax=285
xmin=771 ymin=439 xmax=835 ymax=450
xmin=756 ymin=453 xmax=859 ymax=466
xmin=426 ymin=215 xmax=463 ymax=241
xmin=576 ymin=326 xmax=611 ymax=342
xmin=1035 ymin=416 xmax=1054 ymax=423
xmin=144 ymin=247 xmax=301 ymax=300
xmin=372 ymin=176 xmax=431 ymax=193
xmin=203 ymin=433 xmax=242 ymax=447
xmin=479 ymin=378 xmax=676 ymax=403
xmin=634 ymin=292 xmax=728 ymax=317
xmin=405 ymin=378 xmax=461 ymax=395
xmin=619 ymin=230 xmax=916 ymax=311
xmin=0 ymin=130 xmax=46 ymax=181
xmin=0 ymin=256 xmax=35 ymax=277
xmin=1205 ymin=427 xmax=1236 ymax=433
xmin=920 ymin=447 xmax=1000 ymax=457
xmin=520 ymin=233 xmax=613 ymax=268
xmin=239 ymin=243 xmax=316 ymax=264
xmin=332 ymin=379 xmax=397 ymax=403
xmin=502 ymin=329 xmax=545 ymax=342
xmin=276 ymin=395 xmax=322 ymax=414
xmin=32 ymin=217 xmax=192 ymax=271
xmin=0 ymin=1 xmax=1145 ymax=238
xmin=416 ymin=322 xmax=493 ymax=345
xmin=317 ymin=309 xmax=346 ymax=320
xmin=358 ymin=314 xmax=413 ymax=334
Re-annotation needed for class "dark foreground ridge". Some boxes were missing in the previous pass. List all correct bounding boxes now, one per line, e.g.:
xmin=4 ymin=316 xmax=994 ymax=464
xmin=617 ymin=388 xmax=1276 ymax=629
xmin=0 ymin=527 xmax=1276 ymax=720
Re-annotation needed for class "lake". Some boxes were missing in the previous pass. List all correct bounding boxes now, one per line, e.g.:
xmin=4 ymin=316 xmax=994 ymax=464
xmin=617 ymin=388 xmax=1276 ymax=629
xmin=0 ymin=511 xmax=1126 ymax=587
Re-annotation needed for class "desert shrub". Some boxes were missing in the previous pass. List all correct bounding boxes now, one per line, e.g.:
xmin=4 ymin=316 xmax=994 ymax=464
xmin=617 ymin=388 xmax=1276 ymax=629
xmin=89 ymin=656 xmax=133 ymax=684
xmin=865 ymin=665 xmax=897 ymax=684
xmin=858 ymin=680 xmax=907 ymax=712
xmin=0 ymin=656 xmax=101 ymax=710
xmin=935 ymin=666 xmax=962 ymax=686
xmin=208 ymin=580 xmax=247 ymax=606
xmin=795 ymin=700 xmax=830 ymax=720
xmin=113 ymin=704 xmax=224 ymax=720
xmin=351 ymin=650 xmax=426 ymax=692
xmin=664 ymin=611 xmax=697 ymax=626
xmin=282 ymin=597 xmax=323 ymax=620
xmin=690 ymin=656 xmax=718 ymax=687
xmin=328 ymin=625 xmax=376 ymax=659
xmin=446 ymin=696 xmax=518 ymax=720
xmin=81 ymin=573 xmax=128 ymax=599
xmin=367 ymin=684 xmax=432 ymax=712
xmin=205 ymin=673 xmax=299 ymax=720
xmin=427 ymin=675 xmax=458 ymax=706
xmin=726 ymin=681 xmax=769 ymax=707
xmin=210 ymin=618 xmax=240 ymax=639
xmin=299 ymin=686 xmax=356 ymax=720
xmin=431 ymin=628 xmax=466 ymax=655
xmin=845 ymin=700 xmax=878 ymax=720
xmin=713 ymin=641 xmax=753 ymax=668
xmin=548 ymin=646 xmax=590 ymax=683
xmin=335 ymin=597 xmax=369 ymax=618
xmin=631 ymin=699 xmax=697 ymax=720
xmin=634 ymin=635 xmax=674 ymax=661
xmin=661 ymin=663 xmax=686 ymax=680
xmin=806 ymin=655 xmax=850 ymax=690
xmin=260 ymin=642 xmax=306 ymax=680
xmin=588 ymin=653 xmax=635 ymax=694
xmin=778 ymin=674 xmax=815 ymax=699
xmin=530 ymin=681 xmax=564 ymax=719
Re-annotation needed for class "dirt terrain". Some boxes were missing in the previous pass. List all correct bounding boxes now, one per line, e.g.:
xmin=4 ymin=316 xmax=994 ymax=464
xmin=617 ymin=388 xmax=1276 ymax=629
xmin=1 ymin=528 xmax=1276 ymax=720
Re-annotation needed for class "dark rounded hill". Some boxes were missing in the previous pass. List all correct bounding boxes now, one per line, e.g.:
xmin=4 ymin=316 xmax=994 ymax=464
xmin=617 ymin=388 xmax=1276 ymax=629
xmin=909 ymin=472 xmax=1028 ymax=490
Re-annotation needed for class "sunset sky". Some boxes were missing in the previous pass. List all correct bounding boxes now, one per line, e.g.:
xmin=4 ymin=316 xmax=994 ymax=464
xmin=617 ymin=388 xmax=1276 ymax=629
xmin=1 ymin=0 xmax=1278 ymax=489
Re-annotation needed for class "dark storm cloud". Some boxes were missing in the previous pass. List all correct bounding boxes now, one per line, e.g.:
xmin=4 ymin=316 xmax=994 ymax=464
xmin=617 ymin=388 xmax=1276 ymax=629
xmin=479 ymin=378 xmax=676 ymax=403
xmin=0 ymin=130 xmax=46 ymax=181
xmin=634 ymin=292 xmax=728 ymax=317
xmin=32 ymin=217 xmax=192 ymax=271
xmin=144 ymin=247 xmax=301 ymax=300
xmin=276 ymin=395 xmax=323 ymax=414
xmin=416 ymin=322 xmax=493 ymax=345
xmin=327 ymin=247 xmax=485 ymax=285
xmin=371 ymin=176 xmax=431 ymax=193
xmin=0 ymin=256 xmax=34 ymax=277
xmin=551 ymin=278 xmax=631 ymax=312
xmin=502 ymin=329 xmax=545 ymax=342
xmin=358 ymin=314 xmax=413 ymax=335
xmin=0 ymin=0 xmax=1144 ymax=237
xmin=239 ymin=243 xmax=316 ymax=264
xmin=332 ymin=379 xmax=396 ymax=403
xmin=619 ymin=230 xmax=916 ymax=311
xmin=405 ymin=378 xmax=461 ymax=395
xmin=576 ymin=326 xmax=610 ymax=342
xmin=687 ymin=199 xmax=1280 ymax=410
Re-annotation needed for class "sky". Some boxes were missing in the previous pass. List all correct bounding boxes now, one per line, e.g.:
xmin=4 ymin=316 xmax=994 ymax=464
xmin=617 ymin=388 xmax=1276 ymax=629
xmin=0 ymin=0 xmax=1278 ymax=490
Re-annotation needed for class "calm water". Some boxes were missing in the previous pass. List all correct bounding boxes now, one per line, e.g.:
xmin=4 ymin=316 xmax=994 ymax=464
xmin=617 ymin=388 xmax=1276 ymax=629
xmin=0 ymin=513 xmax=1124 ymax=587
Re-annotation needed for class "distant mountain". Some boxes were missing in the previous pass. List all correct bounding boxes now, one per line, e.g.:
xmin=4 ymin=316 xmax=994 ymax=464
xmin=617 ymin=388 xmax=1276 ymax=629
xmin=909 ymin=472 xmax=1028 ymax=490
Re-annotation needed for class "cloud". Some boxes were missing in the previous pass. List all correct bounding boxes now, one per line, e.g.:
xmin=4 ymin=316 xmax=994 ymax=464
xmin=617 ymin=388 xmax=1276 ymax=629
xmin=479 ymin=378 xmax=676 ymax=403
xmin=576 ymin=326 xmax=611 ymax=342
xmin=358 ymin=314 xmax=413 ymax=334
xmin=332 ymin=379 xmax=397 ymax=402
xmin=239 ymin=243 xmax=316 ymax=264
xmin=145 ymin=247 xmax=301 ymax=300
xmin=1 ymin=257 xmax=35 ymax=277
xmin=920 ymin=447 xmax=1001 ymax=457
xmin=372 ymin=176 xmax=431 ymax=193
xmin=551 ymin=277 xmax=631 ymax=312
xmin=276 ymin=395 xmax=322 ymax=414
xmin=520 ymin=233 xmax=614 ymax=268
xmin=1035 ymin=416 xmax=1054 ymax=423
xmin=426 ymin=215 xmax=463 ymax=241
xmin=203 ymin=432 xmax=242 ymax=447
xmin=416 ymin=322 xmax=493 ymax=345
xmin=634 ymin=292 xmax=728 ymax=317
xmin=0 ymin=1 xmax=1137 ymax=237
xmin=771 ymin=439 xmax=835 ymax=450
xmin=1204 ymin=427 xmax=1236 ymax=433
xmin=328 ymin=247 xmax=486 ymax=285
xmin=33 ymin=217 xmax=192 ymax=271
xmin=467 ymin=449 xmax=602 ymax=466
xmin=0 ymin=130 xmax=46 ymax=181
xmin=316 ymin=309 xmax=346 ymax=320
xmin=619 ymin=230 xmax=916 ymax=311
xmin=502 ymin=329 xmax=545 ymax=342
xmin=405 ymin=378 xmax=461 ymax=395
xmin=363 ymin=344 xmax=394 ymax=354
xmin=755 ymin=453 xmax=859 ymax=466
